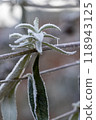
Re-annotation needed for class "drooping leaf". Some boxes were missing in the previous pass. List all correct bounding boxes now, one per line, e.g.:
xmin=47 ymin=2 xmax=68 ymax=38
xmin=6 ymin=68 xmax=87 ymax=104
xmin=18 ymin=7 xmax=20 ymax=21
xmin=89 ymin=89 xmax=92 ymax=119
xmin=9 ymin=33 xmax=22 ymax=39
xmin=1 ymin=89 xmax=17 ymax=120
xmin=15 ymin=23 xmax=36 ymax=32
xmin=39 ymin=23 xmax=61 ymax=32
xmin=43 ymin=42 xmax=76 ymax=55
xmin=33 ymin=17 xmax=39 ymax=32
xmin=69 ymin=112 xmax=80 ymax=120
xmin=32 ymin=54 xmax=49 ymax=120
xmin=43 ymin=32 xmax=59 ymax=40
xmin=27 ymin=74 xmax=37 ymax=120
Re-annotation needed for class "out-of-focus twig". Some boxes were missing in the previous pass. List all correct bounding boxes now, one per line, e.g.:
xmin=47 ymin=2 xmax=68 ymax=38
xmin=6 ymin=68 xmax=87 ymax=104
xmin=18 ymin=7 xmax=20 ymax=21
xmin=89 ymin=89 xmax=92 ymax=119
xmin=1 ymin=1 xmax=79 ymax=9
xmin=0 ymin=60 xmax=80 ymax=83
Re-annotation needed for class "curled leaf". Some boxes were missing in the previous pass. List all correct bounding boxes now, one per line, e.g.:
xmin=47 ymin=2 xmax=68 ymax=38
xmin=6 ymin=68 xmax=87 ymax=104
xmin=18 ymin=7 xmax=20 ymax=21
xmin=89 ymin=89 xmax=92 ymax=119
xmin=39 ymin=23 xmax=61 ymax=32
xmin=9 ymin=33 xmax=22 ymax=39
xmin=43 ymin=32 xmax=59 ymax=40
xmin=43 ymin=42 xmax=76 ymax=55
xmin=15 ymin=23 xmax=36 ymax=32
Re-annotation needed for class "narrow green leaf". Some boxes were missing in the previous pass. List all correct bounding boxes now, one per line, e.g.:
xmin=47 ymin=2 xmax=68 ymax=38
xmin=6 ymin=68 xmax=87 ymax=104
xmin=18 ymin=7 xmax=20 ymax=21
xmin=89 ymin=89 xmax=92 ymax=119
xmin=33 ymin=54 xmax=49 ymax=120
xmin=9 ymin=33 xmax=22 ymax=39
xmin=43 ymin=32 xmax=59 ymax=40
xmin=1 ymin=89 xmax=17 ymax=120
xmin=27 ymin=74 xmax=37 ymax=120
xmin=34 ymin=17 xmax=39 ymax=32
xmin=0 ymin=54 xmax=31 ymax=100
xmin=43 ymin=42 xmax=76 ymax=55
xmin=69 ymin=112 xmax=80 ymax=120
xmin=9 ymin=42 xmax=29 ymax=49
xmin=14 ymin=35 xmax=33 ymax=44
xmin=15 ymin=23 xmax=36 ymax=32
xmin=39 ymin=23 xmax=61 ymax=32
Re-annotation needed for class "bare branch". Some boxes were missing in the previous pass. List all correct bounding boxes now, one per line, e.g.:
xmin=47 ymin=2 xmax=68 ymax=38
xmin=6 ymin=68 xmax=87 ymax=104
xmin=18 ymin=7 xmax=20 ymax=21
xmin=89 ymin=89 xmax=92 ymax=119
xmin=40 ymin=60 xmax=80 ymax=74
xmin=0 ymin=60 xmax=80 ymax=83
xmin=0 ymin=41 xmax=80 ymax=61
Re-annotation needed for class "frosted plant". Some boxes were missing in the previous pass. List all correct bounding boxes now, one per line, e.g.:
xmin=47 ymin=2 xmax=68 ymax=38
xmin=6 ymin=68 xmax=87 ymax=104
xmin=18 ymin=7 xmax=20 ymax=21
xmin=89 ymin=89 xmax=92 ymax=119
xmin=9 ymin=17 xmax=76 ymax=55
xmin=0 ymin=17 xmax=77 ymax=120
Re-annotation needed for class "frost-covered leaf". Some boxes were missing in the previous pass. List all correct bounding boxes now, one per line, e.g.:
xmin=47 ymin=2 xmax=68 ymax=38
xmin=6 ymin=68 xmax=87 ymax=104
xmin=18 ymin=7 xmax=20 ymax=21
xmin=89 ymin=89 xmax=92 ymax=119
xmin=9 ymin=33 xmax=22 ymax=39
xmin=1 ymin=89 xmax=17 ymax=120
xmin=43 ymin=32 xmax=59 ymax=40
xmin=43 ymin=42 xmax=76 ymax=55
xmin=39 ymin=23 xmax=61 ymax=32
xmin=36 ymin=41 xmax=42 ymax=54
xmin=34 ymin=32 xmax=44 ymax=42
xmin=32 ymin=54 xmax=49 ymax=120
xmin=14 ymin=35 xmax=33 ymax=44
xmin=69 ymin=112 xmax=80 ymax=120
xmin=15 ymin=23 xmax=36 ymax=32
xmin=27 ymin=74 xmax=37 ymax=120
xmin=0 ymin=54 xmax=31 ymax=100
xmin=33 ymin=17 xmax=39 ymax=32
xmin=9 ymin=42 xmax=29 ymax=50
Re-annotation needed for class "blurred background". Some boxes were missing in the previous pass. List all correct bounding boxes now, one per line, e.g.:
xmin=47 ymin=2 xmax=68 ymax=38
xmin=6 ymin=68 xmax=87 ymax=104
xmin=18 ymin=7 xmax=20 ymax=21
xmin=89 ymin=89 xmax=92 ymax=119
xmin=0 ymin=0 xmax=80 ymax=120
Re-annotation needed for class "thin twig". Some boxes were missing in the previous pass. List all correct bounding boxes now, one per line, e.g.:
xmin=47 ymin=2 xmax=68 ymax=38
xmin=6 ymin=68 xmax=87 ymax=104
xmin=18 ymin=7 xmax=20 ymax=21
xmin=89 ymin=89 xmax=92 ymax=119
xmin=0 ymin=41 xmax=80 ymax=61
xmin=0 ymin=60 xmax=80 ymax=83
xmin=41 ymin=60 xmax=80 ymax=74
xmin=51 ymin=108 xmax=77 ymax=120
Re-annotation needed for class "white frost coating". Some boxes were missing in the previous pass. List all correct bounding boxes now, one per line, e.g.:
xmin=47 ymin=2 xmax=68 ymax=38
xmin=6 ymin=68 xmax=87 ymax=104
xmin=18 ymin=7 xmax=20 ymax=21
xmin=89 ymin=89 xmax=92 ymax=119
xmin=15 ymin=23 xmax=36 ymax=32
xmin=39 ymin=23 xmax=61 ymax=32
xmin=9 ymin=33 xmax=22 ymax=39
xmin=14 ymin=35 xmax=32 ymax=44
xmin=34 ymin=32 xmax=44 ymax=42
xmin=43 ymin=32 xmax=59 ymax=40
xmin=27 ymin=74 xmax=37 ymax=120
xmin=32 ymin=75 xmax=37 ymax=119
xmin=0 ymin=54 xmax=31 ymax=100
xmin=35 ymin=41 xmax=42 ymax=54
